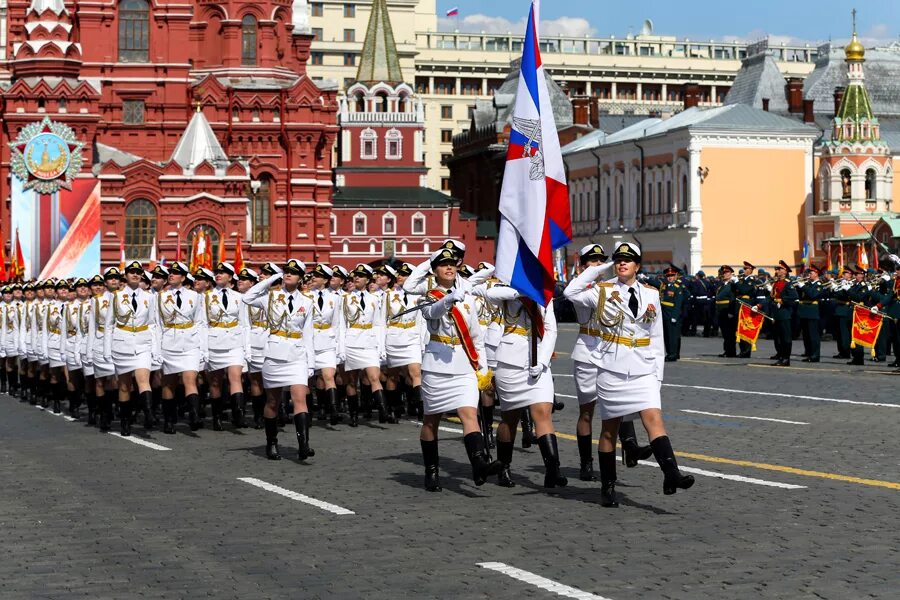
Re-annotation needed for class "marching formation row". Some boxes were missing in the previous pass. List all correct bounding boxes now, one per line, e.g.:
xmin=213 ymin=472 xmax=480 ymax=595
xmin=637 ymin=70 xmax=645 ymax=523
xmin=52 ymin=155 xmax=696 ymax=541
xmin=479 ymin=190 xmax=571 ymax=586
xmin=1 ymin=240 xmax=694 ymax=507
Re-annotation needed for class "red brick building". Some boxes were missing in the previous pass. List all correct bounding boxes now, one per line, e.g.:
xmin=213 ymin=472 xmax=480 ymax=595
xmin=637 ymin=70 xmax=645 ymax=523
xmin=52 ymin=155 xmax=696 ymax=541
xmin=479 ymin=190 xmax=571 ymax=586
xmin=1 ymin=0 xmax=338 ymax=268
xmin=330 ymin=0 xmax=493 ymax=268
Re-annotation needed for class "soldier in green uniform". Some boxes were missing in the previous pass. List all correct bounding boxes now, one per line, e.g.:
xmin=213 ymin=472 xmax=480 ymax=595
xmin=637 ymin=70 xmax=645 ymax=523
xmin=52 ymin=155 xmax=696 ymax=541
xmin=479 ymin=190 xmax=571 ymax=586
xmin=888 ymin=270 xmax=900 ymax=367
xmin=658 ymin=266 xmax=689 ymax=362
xmin=831 ymin=268 xmax=854 ymax=359
xmin=797 ymin=264 xmax=823 ymax=362
xmin=769 ymin=260 xmax=799 ymax=366
xmin=847 ymin=266 xmax=871 ymax=365
xmin=734 ymin=261 xmax=757 ymax=357
xmin=715 ymin=265 xmax=738 ymax=357
xmin=868 ymin=270 xmax=893 ymax=363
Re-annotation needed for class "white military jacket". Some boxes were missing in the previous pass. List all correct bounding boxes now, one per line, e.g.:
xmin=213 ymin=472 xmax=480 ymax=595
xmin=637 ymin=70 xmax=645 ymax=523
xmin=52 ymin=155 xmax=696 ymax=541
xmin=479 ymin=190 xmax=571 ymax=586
xmin=308 ymin=287 xmax=344 ymax=356
xmin=156 ymin=286 xmax=208 ymax=356
xmin=242 ymin=277 xmax=315 ymax=371
xmin=383 ymin=286 xmax=424 ymax=349
xmin=419 ymin=286 xmax=486 ymax=376
xmin=103 ymin=285 xmax=158 ymax=360
xmin=564 ymin=261 xmax=615 ymax=364
xmin=340 ymin=289 xmax=385 ymax=355
xmin=204 ymin=286 xmax=249 ymax=357
xmin=485 ymin=285 xmax=557 ymax=370
xmin=564 ymin=265 xmax=665 ymax=381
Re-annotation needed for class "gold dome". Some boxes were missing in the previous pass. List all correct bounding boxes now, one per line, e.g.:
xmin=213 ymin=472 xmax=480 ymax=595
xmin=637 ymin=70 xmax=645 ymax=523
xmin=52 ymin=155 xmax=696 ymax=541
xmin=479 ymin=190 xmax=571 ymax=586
xmin=845 ymin=31 xmax=865 ymax=61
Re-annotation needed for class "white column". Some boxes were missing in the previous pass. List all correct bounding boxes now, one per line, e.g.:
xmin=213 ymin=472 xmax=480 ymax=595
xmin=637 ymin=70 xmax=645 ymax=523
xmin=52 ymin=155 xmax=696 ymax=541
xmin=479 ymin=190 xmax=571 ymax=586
xmin=687 ymin=138 xmax=703 ymax=273
xmin=803 ymin=144 xmax=814 ymax=251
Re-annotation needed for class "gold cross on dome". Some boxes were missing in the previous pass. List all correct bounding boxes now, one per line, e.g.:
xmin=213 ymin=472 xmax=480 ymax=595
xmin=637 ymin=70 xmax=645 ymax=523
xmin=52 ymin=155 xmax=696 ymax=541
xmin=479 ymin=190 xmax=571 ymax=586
xmin=852 ymin=8 xmax=857 ymax=32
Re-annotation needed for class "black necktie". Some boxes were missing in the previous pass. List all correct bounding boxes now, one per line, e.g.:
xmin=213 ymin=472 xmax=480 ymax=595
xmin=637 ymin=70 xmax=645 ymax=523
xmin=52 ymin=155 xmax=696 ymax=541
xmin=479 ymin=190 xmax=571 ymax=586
xmin=360 ymin=292 xmax=365 ymax=311
xmin=222 ymin=289 xmax=228 ymax=310
xmin=288 ymin=294 xmax=294 ymax=313
xmin=628 ymin=287 xmax=638 ymax=317
xmin=318 ymin=291 xmax=324 ymax=310
xmin=176 ymin=290 xmax=182 ymax=308
xmin=403 ymin=292 xmax=408 ymax=305
xmin=132 ymin=292 xmax=138 ymax=311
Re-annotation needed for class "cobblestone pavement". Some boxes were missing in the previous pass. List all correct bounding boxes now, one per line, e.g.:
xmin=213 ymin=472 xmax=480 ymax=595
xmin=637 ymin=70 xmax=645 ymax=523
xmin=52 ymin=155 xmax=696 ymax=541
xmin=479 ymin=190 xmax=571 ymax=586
xmin=1 ymin=326 xmax=898 ymax=599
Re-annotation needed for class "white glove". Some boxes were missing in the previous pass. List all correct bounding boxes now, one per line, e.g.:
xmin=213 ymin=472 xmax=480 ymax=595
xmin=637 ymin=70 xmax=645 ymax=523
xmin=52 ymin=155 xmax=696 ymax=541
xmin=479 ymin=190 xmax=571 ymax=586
xmin=751 ymin=305 xmax=759 ymax=313
xmin=796 ymin=280 xmax=805 ymax=288
xmin=871 ymin=306 xmax=879 ymax=314
xmin=881 ymin=273 xmax=891 ymax=282
xmin=308 ymin=368 xmax=315 ymax=379
xmin=336 ymin=353 xmax=345 ymax=364
xmin=449 ymin=288 xmax=465 ymax=303
xmin=528 ymin=364 xmax=544 ymax=379
xmin=269 ymin=263 xmax=284 ymax=275
xmin=670 ymin=318 xmax=676 ymax=323
xmin=888 ymin=253 xmax=900 ymax=265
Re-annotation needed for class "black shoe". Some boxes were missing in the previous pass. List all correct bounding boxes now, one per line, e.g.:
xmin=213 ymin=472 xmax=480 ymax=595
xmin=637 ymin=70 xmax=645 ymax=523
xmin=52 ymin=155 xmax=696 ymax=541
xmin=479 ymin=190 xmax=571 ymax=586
xmin=187 ymin=393 xmax=202 ymax=431
xmin=52 ymin=398 xmax=62 ymax=414
xmin=266 ymin=442 xmax=282 ymax=460
xmin=211 ymin=397 xmax=224 ymax=431
xmin=872 ymin=357 xmax=884 ymax=363
xmin=230 ymin=393 xmax=246 ymax=428
xmin=464 ymin=432 xmax=503 ymax=486
xmin=807 ymin=358 xmax=819 ymax=363
xmin=579 ymin=460 xmax=597 ymax=482
xmin=834 ymin=353 xmax=849 ymax=359
xmin=538 ymin=434 xmax=568 ymax=488
xmin=780 ymin=360 xmax=790 ymax=367
xmin=888 ymin=361 xmax=900 ymax=368
xmin=664 ymin=472 xmax=696 ymax=495
xmin=600 ymin=482 xmax=619 ymax=507
xmin=162 ymin=402 xmax=177 ymax=434
xmin=294 ymin=412 xmax=315 ymax=460
xmin=264 ymin=417 xmax=281 ymax=460
xmin=497 ymin=465 xmax=515 ymax=488
xmin=424 ymin=466 xmax=442 ymax=492
xmin=622 ymin=441 xmax=653 ymax=468
xmin=373 ymin=389 xmax=389 ymax=424
xmin=140 ymin=391 xmax=155 ymax=429
xmin=738 ymin=352 xmax=751 ymax=358
xmin=664 ymin=357 xmax=676 ymax=362
xmin=99 ymin=397 xmax=112 ymax=432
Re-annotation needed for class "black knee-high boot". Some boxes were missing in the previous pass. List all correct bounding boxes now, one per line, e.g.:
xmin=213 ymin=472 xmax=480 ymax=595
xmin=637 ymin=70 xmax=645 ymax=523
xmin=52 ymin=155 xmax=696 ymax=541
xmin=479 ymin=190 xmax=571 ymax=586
xmin=68 ymin=387 xmax=82 ymax=419
xmin=210 ymin=396 xmax=223 ymax=431
xmin=152 ymin=387 xmax=162 ymax=421
xmin=264 ymin=417 xmax=281 ymax=460
xmin=411 ymin=385 xmax=423 ymax=420
xmin=482 ymin=404 xmax=495 ymax=449
xmin=577 ymin=434 xmax=596 ymax=481
xmin=650 ymin=436 xmax=695 ymax=495
xmin=619 ymin=420 xmax=652 ymax=467
xmin=496 ymin=440 xmax=515 ymax=487
xmin=119 ymin=401 xmax=132 ymax=436
xmin=373 ymin=388 xmax=390 ymax=423
xmin=360 ymin=384 xmax=372 ymax=418
xmin=10 ymin=368 xmax=21 ymax=399
xmin=251 ymin=395 xmax=266 ymax=429
xmin=347 ymin=394 xmax=359 ymax=427
xmin=294 ymin=412 xmax=315 ymax=460
xmin=326 ymin=388 xmax=340 ymax=426
xmin=0 ymin=367 xmax=7 ymax=393
xmin=85 ymin=390 xmax=97 ymax=426
xmin=162 ymin=400 xmax=177 ymax=434
xmin=597 ymin=450 xmax=619 ymax=507
xmin=420 ymin=439 xmax=441 ymax=491
xmin=538 ymin=434 xmax=568 ymax=488
xmin=52 ymin=382 xmax=64 ymax=414
xmin=98 ymin=393 xmax=111 ymax=431
xmin=279 ymin=390 xmax=291 ymax=425
xmin=463 ymin=432 xmax=503 ymax=486
xmin=140 ymin=390 xmax=154 ymax=429
xmin=187 ymin=393 xmax=202 ymax=431
xmin=520 ymin=408 xmax=537 ymax=448
xmin=230 ymin=392 xmax=245 ymax=428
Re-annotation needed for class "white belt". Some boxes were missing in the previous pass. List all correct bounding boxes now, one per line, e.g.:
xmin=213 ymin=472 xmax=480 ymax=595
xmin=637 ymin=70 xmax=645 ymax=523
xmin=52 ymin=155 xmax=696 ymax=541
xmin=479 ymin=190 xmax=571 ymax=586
xmin=694 ymin=296 xmax=708 ymax=300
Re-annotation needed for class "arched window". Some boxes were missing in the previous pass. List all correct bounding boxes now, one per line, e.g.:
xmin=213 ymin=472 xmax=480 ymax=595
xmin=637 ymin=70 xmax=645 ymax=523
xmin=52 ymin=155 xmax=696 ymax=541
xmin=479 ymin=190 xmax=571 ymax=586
xmin=375 ymin=92 xmax=389 ymax=113
xmin=354 ymin=93 xmax=365 ymax=113
xmin=865 ymin=168 xmax=876 ymax=200
xmin=353 ymin=212 xmax=367 ymax=234
xmin=241 ymin=15 xmax=258 ymax=66
xmin=330 ymin=214 xmax=337 ymax=235
xmin=250 ymin=175 xmax=272 ymax=243
xmin=385 ymin=129 xmax=402 ymax=160
xmin=383 ymin=213 xmax=396 ymax=235
xmin=360 ymin=128 xmax=377 ymax=159
xmin=124 ymin=199 xmax=157 ymax=260
xmin=840 ymin=168 xmax=852 ymax=199
xmin=118 ymin=0 xmax=150 ymax=62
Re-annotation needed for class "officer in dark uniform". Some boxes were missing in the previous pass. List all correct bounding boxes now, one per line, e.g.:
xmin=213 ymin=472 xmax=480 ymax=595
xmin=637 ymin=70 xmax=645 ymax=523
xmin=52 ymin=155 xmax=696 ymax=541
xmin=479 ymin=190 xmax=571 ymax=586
xmin=770 ymin=260 xmax=799 ymax=366
xmin=887 ymin=271 xmax=900 ymax=367
xmin=715 ymin=265 xmax=738 ymax=357
xmin=734 ymin=261 xmax=757 ymax=358
xmin=753 ymin=269 xmax=772 ymax=355
xmin=831 ymin=268 xmax=854 ymax=358
xmin=658 ymin=266 xmax=688 ymax=362
xmin=870 ymin=270 xmax=893 ymax=363
xmin=685 ymin=272 xmax=708 ymax=337
xmin=819 ymin=270 xmax=836 ymax=340
xmin=706 ymin=274 xmax=721 ymax=336
xmin=847 ymin=267 xmax=870 ymax=366
xmin=797 ymin=264 xmax=823 ymax=362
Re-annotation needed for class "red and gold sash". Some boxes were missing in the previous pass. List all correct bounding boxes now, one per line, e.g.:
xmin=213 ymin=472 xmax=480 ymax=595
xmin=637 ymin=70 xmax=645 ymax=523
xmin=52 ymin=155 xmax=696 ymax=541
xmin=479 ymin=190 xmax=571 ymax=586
xmin=426 ymin=288 xmax=479 ymax=371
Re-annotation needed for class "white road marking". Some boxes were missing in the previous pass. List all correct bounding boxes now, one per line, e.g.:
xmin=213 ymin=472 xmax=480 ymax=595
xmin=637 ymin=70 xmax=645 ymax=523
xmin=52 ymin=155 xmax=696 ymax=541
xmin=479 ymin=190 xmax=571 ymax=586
xmin=663 ymin=383 xmax=899 ymax=409
xmin=478 ymin=562 xmax=614 ymax=600
xmin=35 ymin=405 xmax=77 ymax=421
xmin=556 ymin=393 xmax=577 ymax=399
xmin=107 ymin=432 xmax=172 ymax=451
xmin=405 ymin=419 xmax=464 ymax=434
xmin=238 ymin=477 xmax=355 ymax=516
xmin=680 ymin=409 xmax=808 ymax=425
xmin=636 ymin=460 xmax=806 ymax=489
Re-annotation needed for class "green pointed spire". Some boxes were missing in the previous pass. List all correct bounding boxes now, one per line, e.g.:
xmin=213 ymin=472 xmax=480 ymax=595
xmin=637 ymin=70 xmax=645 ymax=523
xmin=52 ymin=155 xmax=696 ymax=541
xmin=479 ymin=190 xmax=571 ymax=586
xmin=355 ymin=0 xmax=403 ymax=86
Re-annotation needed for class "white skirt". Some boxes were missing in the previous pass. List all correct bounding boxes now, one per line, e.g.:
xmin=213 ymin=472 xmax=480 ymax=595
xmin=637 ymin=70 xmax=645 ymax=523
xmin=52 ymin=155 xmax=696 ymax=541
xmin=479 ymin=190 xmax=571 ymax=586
xmin=49 ymin=347 xmax=65 ymax=369
xmin=494 ymin=362 xmax=554 ymax=411
xmin=485 ymin=343 xmax=498 ymax=369
xmin=248 ymin=351 xmax=265 ymax=374
xmin=344 ymin=345 xmax=379 ymax=371
xmin=91 ymin=352 xmax=115 ymax=378
xmin=596 ymin=370 xmax=661 ymax=420
xmin=574 ymin=360 xmax=597 ymax=405
xmin=207 ymin=346 xmax=245 ymax=372
xmin=162 ymin=349 xmax=202 ymax=376
xmin=315 ymin=349 xmax=337 ymax=371
xmin=113 ymin=347 xmax=152 ymax=375
xmin=83 ymin=363 xmax=94 ymax=377
xmin=422 ymin=370 xmax=478 ymax=415
xmin=262 ymin=357 xmax=310 ymax=390
xmin=65 ymin=352 xmax=83 ymax=372
xmin=385 ymin=342 xmax=421 ymax=369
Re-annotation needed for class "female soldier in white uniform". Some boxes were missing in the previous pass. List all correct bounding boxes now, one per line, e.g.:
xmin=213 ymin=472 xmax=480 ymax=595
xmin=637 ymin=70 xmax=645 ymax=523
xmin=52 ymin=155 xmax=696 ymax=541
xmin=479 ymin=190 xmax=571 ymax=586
xmin=565 ymin=242 xmax=695 ymax=507
xmin=470 ymin=262 xmax=500 ymax=448
xmin=2 ymin=284 xmax=25 ymax=399
xmin=237 ymin=266 xmax=267 ymax=429
xmin=204 ymin=262 xmax=250 ymax=430
xmin=60 ymin=279 xmax=91 ymax=419
xmin=379 ymin=264 xmax=422 ymax=422
xmin=307 ymin=263 xmax=344 ymax=425
xmin=341 ymin=264 xmax=388 ymax=425
xmin=403 ymin=245 xmax=501 ymax=492
xmin=43 ymin=280 xmax=69 ymax=414
xmin=156 ymin=262 xmax=206 ymax=434
xmin=242 ymin=259 xmax=316 ymax=461
xmin=86 ymin=268 xmax=121 ymax=430
xmin=486 ymin=284 xmax=567 ymax=489
xmin=103 ymin=260 xmax=159 ymax=436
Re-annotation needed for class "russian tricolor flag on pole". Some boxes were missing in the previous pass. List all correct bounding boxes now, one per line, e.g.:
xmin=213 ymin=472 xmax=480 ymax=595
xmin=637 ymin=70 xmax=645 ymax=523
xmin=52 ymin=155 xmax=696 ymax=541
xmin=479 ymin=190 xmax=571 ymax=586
xmin=495 ymin=0 xmax=571 ymax=306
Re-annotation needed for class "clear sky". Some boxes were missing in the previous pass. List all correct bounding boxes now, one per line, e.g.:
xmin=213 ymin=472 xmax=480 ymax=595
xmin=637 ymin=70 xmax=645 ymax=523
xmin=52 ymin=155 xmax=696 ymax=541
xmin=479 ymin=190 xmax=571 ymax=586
xmin=436 ymin=0 xmax=900 ymax=46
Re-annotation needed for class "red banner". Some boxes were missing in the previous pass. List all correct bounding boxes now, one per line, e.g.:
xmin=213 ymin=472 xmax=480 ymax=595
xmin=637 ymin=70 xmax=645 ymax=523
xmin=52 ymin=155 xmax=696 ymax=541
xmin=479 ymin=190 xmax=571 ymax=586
xmin=736 ymin=302 xmax=765 ymax=351
xmin=851 ymin=305 xmax=884 ymax=356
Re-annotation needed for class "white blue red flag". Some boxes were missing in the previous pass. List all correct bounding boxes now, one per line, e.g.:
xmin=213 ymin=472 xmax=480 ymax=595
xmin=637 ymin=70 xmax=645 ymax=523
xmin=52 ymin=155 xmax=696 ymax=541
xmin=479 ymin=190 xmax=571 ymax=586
xmin=446 ymin=6 xmax=459 ymax=17
xmin=494 ymin=0 xmax=571 ymax=305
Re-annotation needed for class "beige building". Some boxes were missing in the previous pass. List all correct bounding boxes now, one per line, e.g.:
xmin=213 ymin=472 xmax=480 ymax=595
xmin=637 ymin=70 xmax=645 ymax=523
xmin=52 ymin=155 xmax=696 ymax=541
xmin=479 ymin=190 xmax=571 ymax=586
xmin=306 ymin=1 xmax=818 ymax=190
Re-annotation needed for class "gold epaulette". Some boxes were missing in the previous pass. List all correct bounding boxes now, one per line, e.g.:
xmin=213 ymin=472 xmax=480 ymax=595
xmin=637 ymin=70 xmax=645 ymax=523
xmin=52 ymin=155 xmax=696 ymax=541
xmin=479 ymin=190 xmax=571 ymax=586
xmin=641 ymin=283 xmax=657 ymax=290
xmin=598 ymin=282 xmax=614 ymax=288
